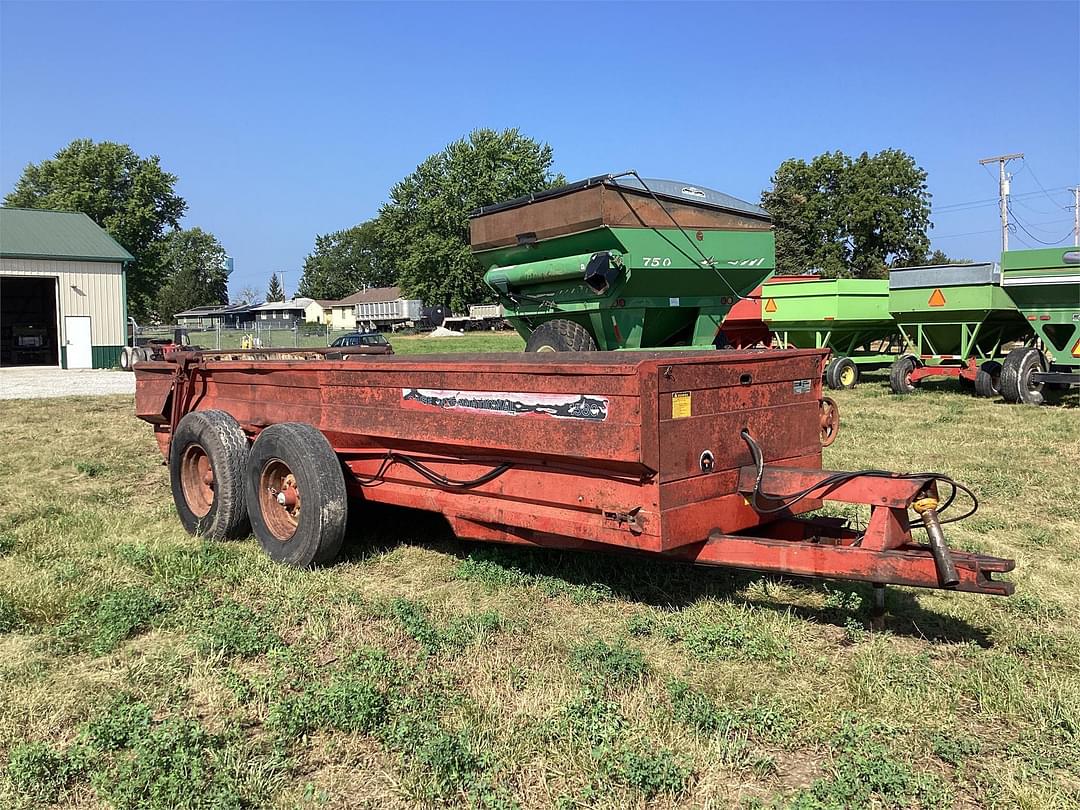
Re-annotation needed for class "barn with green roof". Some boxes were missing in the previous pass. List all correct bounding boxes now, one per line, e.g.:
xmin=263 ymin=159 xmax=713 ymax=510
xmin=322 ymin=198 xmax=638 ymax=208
xmin=0 ymin=207 xmax=132 ymax=368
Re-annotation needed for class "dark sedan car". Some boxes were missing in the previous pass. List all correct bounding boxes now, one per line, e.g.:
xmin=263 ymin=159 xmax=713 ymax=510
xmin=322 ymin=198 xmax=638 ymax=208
xmin=330 ymin=331 xmax=391 ymax=349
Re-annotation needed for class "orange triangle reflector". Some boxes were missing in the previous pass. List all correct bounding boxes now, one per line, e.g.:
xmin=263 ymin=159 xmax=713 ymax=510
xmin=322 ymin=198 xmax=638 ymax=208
xmin=1071 ymin=337 xmax=1080 ymax=358
xmin=764 ymin=298 xmax=777 ymax=312
xmin=928 ymin=289 xmax=946 ymax=307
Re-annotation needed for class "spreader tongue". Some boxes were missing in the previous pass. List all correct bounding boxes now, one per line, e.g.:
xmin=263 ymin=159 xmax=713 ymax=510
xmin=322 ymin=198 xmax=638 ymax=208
xmin=914 ymin=496 xmax=960 ymax=587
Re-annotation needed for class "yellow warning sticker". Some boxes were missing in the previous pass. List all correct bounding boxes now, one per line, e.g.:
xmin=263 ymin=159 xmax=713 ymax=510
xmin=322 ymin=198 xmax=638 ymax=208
xmin=672 ymin=391 xmax=692 ymax=419
xmin=764 ymin=298 xmax=777 ymax=313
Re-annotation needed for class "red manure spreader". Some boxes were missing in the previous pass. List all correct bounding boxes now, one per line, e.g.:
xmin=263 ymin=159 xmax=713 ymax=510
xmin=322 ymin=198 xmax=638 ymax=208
xmin=134 ymin=347 xmax=1014 ymax=602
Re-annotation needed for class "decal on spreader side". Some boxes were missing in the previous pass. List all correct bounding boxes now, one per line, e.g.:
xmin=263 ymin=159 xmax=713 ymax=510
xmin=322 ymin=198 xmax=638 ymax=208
xmin=671 ymin=391 xmax=692 ymax=419
xmin=402 ymin=389 xmax=609 ymax=421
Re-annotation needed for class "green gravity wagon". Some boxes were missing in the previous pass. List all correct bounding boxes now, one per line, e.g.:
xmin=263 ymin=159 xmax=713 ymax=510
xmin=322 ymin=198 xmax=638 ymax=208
xmin=761 ymin=276 xmax=901 ymax=389
xmin=470 ymin=174 xmax=775 ymax=351
xmin=886 ymin=262 xmax=1030 ymax=397
xmin=999 ymin=247 xmax=1080 ymax=404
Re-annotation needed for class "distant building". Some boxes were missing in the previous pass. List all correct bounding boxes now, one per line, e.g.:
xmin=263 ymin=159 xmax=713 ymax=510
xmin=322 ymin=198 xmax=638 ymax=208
xmin=1 ymin=207 xmax=133 ymax=368
xmin=174 ymin=302 xmax=257 ymax=330
xmin=174 ymin=305 xmax=222 ymax=329
xmin=249 ymin=297 xmax=323 ymax=326
xmin=327 ymin=291 xmax=365 ymax=330
xmin=312 ymin=300 xmax=337 ymax=326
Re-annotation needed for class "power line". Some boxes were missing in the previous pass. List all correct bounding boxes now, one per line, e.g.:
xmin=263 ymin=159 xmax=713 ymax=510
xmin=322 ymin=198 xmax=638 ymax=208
xmin=1006 ymin=205 xmax=1073 ymax=245
xmin=1011 ymin=196 xmax=1060 ymax=217
xmin=932 ymin=188 xmax=1071 ymax=213
xmin=931 ymin=227 xmax=1001 ymax=240
xmin=1021 ymin=159 xmax=1072 ymax=208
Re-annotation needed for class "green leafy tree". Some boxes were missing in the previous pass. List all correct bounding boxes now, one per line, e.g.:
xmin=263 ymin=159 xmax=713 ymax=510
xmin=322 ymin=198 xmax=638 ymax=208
xmin=762 ymin=149 xmax=931 ymax=278
xmin=376 ymin=128 xmax=564 ymax=312
xmin=924 ymin=248 xmax=972 ymax=266
xmin=266 ymin=273 xmax=285 ymax=302
xmin=155 ymin=228 xmax=229 ymax=322
xmin=298 ymin=220 xmax=390 ymax=300
xmin=3 ymin=139 xmax=187 ymax=320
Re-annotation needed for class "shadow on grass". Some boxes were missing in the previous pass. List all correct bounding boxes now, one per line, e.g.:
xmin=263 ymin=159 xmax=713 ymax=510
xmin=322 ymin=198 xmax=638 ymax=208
xmin=338 ymin=501 xmax=995 ymax=647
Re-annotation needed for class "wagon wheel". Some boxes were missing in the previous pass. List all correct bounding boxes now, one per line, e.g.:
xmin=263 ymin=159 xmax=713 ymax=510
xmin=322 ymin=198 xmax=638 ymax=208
xmin=889 ymin=356 xmax=918 ymax=395
xmin=974 ymin=360 xmax=1002 ymax=398
xmin=168 ymin=410 xmax=250 ymax=539
xmin=819 ymin=397 xmax=840 ymax=447
xmin=525 ymin=319 xmax=597 ymax=352
xmin=826 ymin=357 xmax=859 ymax=390
xmin=246 ymin=422 xmax=347 ymax=567
xmin=1001 ymin=346 xmax=1045 ymax=405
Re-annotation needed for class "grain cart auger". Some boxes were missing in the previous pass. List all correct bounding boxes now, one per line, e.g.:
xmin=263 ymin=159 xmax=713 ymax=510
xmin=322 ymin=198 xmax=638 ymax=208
xmin=134 ymin=348 xmax=1014 ymax=603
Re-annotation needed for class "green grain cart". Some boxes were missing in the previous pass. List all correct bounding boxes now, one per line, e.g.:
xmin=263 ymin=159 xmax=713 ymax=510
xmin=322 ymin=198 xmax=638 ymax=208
xmin=761 ymin=276 xmax=900 ymax=389
xmin=887 ymin=262 xmax=1030 ymax=396
xmin=999 ymin=247 xmax=1080 ymax=404
xmin=470 ymin=174 xmax=775 ymax=351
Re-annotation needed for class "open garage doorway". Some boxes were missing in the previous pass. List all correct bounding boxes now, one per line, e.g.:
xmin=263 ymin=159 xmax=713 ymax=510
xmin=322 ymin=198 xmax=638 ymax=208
xmin=1 ymin=276 xmax=60 ymax=367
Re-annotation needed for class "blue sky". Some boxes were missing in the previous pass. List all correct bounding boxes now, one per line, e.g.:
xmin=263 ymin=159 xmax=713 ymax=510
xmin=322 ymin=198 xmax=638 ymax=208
xmin=2 ymin=1 xmax=1077 ymax=295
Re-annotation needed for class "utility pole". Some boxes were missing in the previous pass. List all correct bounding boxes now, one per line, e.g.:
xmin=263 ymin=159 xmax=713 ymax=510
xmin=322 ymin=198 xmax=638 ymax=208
xmin=278 ymin=271 xmax=288 ymax=300
xmin=1071 ymin=186 xmax=1079 ymax=247
xmin=979 ymin=152 xmax=1023 ymax=252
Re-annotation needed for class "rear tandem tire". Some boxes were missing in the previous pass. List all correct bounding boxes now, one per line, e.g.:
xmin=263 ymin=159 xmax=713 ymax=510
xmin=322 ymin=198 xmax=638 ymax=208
xmin=119 ymin=347 xmax=132 ymax=371
xmin=825 ymin=356 xmax=859 ymax=390
xmin=169 ymin=410 xmax=251 ymax=540
xmin=889 ymin=356 xmax=917 ymax=395
xmin=974 ymin=360 xmax=1002 ymax=398
xmin=525 ymin=319 xmax=598 ymax=353
xmin=245 ymin=422 xmax=348 ymax=568
xmin=1001 ymin=347 xmax=1045 ymax=405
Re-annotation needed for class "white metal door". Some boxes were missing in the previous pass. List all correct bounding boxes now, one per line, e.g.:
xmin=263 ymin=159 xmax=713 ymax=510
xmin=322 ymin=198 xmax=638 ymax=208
xmin=65 ymin=316 xmax=92 ymax=368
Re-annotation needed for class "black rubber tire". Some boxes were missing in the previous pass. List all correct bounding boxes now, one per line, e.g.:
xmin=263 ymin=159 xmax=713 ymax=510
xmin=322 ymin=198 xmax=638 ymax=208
xmin=974 ymin=360 xmax=1002 ymax=398
xmin=1001 ymin=347 xmax=1045 ymax=405
xmin=525 ymin=319 xmax=597 ymax=353
xmin=169 ymin=410 xmax=251 ymax=539
xmin=245 ymin=423 xmax=348 ymax=568
xmin=889 ymin=356 xmax=917 ymax=395
xmin=119 ymin=347 xmax=132 ymax=371
xmin=825 ymin=356 xmax=858 ymax=390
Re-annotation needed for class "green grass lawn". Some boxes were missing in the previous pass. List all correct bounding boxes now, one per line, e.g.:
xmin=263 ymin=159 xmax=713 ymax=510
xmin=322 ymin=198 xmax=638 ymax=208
xmin=0 ymin=363 xmax=1077 ymax=808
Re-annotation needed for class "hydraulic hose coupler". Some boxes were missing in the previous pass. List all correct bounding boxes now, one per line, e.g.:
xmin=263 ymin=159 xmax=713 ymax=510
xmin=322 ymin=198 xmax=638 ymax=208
xmin=913 ymin=496 xmax=960 ymax=587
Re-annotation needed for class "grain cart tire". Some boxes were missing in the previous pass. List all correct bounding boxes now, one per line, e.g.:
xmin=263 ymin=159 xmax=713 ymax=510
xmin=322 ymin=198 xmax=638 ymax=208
xmin=974 ymin=360 xmax=1002 ymax=398
xmin=1001 ymin=347 xmax=1045 ymax=406
xmin=245 ymin=422 xmax=347 ymax=568
xmin=169 ymin=410 xmax=251 ymax=540
xmin=525 ymin=319 xmax=597 ymax=353
xmin=119 ymin=347 xmax=132 ymax=371
xmin=825 ymin=357 xmax=859 ymax=390
xmin=889 ymin=356 xmax=918 ymax=395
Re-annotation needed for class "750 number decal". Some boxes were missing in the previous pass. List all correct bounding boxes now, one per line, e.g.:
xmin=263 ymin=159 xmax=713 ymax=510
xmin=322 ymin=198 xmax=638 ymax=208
xmin=642 ymin=257 xmax=672 ymax=267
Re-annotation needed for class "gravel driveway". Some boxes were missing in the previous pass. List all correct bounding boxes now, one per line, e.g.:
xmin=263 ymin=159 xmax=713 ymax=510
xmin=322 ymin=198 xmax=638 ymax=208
xmin=0 ymin=367 xmax=135 ymax=400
